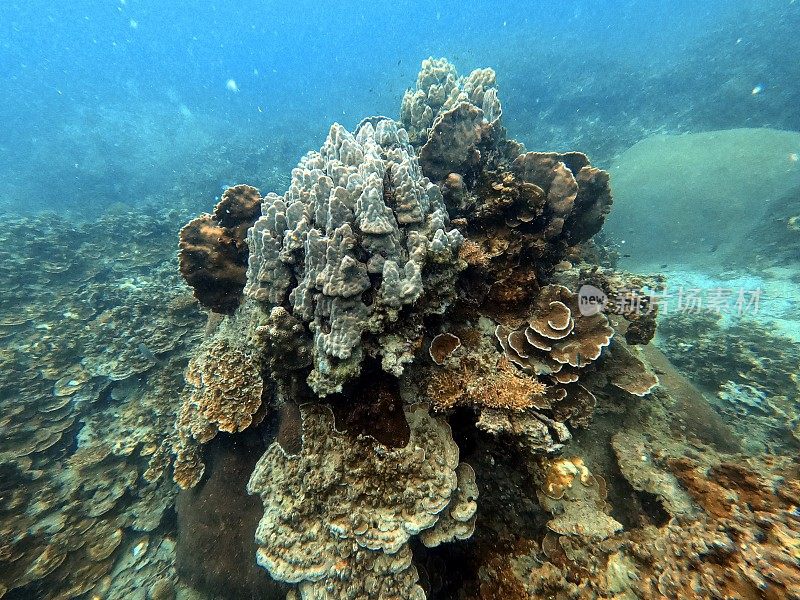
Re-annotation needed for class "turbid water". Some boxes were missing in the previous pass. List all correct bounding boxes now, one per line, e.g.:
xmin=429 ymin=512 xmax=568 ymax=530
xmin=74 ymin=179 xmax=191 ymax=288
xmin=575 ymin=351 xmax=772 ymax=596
xmin=1 ymin=2 xmax=798 ymax=599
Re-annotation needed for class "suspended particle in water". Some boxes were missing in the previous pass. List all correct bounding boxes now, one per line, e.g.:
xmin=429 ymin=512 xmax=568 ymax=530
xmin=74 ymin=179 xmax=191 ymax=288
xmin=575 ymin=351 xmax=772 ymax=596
xmin=226 ymin=79 xmax=239 ymax=93
xmin=129 ymin=18 xmax=138 ymax=29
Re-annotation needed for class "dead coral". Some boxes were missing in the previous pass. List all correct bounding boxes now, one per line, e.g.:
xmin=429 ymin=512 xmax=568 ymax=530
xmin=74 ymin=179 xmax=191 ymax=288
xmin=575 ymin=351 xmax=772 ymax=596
xmin=179 ymin=184 xmax=262 ymax=314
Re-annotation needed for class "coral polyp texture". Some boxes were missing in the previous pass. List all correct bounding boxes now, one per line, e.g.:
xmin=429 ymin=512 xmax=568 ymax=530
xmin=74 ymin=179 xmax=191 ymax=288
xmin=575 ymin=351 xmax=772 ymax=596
xmin=172 ymin=318 xmax=266 ymax=489
xmin=244 ymin=119 xmax=463 ymax=395
xmin=246 ymin=403 xmax=470 ymax=599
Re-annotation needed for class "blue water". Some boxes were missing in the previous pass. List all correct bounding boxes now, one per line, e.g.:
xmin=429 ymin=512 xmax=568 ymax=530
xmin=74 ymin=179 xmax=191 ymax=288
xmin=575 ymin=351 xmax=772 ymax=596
xmin=2 ymin=3 xmax=800 ymax=599
xmin=3 ymin=0 xmax=797 ymax=216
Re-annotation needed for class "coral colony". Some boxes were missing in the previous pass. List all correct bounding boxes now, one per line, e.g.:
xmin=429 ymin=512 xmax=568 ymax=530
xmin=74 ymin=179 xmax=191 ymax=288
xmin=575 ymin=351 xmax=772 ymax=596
xmin=169 ymin=58 xmax=799 ymax=599
xmin=2 ymin=58 xmax=798 ymax=600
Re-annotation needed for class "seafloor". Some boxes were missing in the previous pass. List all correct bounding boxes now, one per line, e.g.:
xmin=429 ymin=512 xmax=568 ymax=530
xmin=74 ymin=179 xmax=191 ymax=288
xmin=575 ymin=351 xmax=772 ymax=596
xmin=1 ymin=58 xmax=798 ymax=600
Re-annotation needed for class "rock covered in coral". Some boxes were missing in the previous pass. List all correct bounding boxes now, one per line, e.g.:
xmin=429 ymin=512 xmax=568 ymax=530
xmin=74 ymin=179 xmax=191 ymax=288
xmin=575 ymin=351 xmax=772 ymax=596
xmin=401 ymin=62 xmax=615 ymax=320
xmin=179 ymin=184 xmax=262 ymax=314
xmin=657 ymin=312 xmax=800 ymax=452
xmin=246 ymin=403 xmax=474 ymax=599
xmin=244 ymin=119 xmax=463 ymax=395
xmin=536 ymin=457 xmax=622 ymax=540
xmin=172 ymin=317 xmax=267 ymax=489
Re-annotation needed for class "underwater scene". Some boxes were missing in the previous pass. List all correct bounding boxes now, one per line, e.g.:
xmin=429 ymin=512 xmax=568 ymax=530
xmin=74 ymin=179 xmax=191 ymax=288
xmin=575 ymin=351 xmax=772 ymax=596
xmin=1 ymin=0 xmax=799 ymax=598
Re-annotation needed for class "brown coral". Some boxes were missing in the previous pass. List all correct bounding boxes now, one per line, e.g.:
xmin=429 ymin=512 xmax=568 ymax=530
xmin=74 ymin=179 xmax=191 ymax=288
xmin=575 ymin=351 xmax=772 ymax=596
xmin=179 ymin=184 xmax=262 ymax=313
xmin=536 ymin=457 xmax=622 ymax=540
xmin=497 ymin=284 xmax=614 ymax=377
xmin=426 ymin=342 xmax=550 ymax=414
xmin=429 ymin=332 xmax=462 ymax=365
xmin=602 ymin=337 xmax=659 ymax=396
xmin=184 ymin=337 xmax=264 ymax=435
xmin=173 ymin=327 xmax=267 ymax=490
xmin=419 ymin=102 xmax=499 ymax=183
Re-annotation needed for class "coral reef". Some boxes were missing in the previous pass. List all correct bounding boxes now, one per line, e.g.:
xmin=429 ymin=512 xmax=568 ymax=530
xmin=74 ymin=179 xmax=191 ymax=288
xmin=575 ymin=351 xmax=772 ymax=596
xmin=458 ymin=364 xmax=800 ymax=600
xmin=0 ymin=208 xmax=204 ymax=599
xmin=246 ymin=403 xmax=471 ymax=599
xmin=658 ymin=312 xmax=800 ymax=452
xmin=179 ymin=184 xmax=262 ymax=314
xmin=8 ymin=56 xmax=797 ymax=600
xmin=399 ymin=60 xmax=616 ymax=324
xmin=172 ymin=314 xmax=268 ymax=489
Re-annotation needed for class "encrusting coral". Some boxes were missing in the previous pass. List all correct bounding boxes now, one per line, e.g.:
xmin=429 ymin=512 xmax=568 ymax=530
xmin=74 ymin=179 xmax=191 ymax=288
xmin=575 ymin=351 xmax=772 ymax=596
xmin=246 ymin=403 xmax=472 ymax=599
xmin=536 ymin=456 xmax=622 ymax=540
xmin=172 ymin=316 xmax=267 ymax=489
